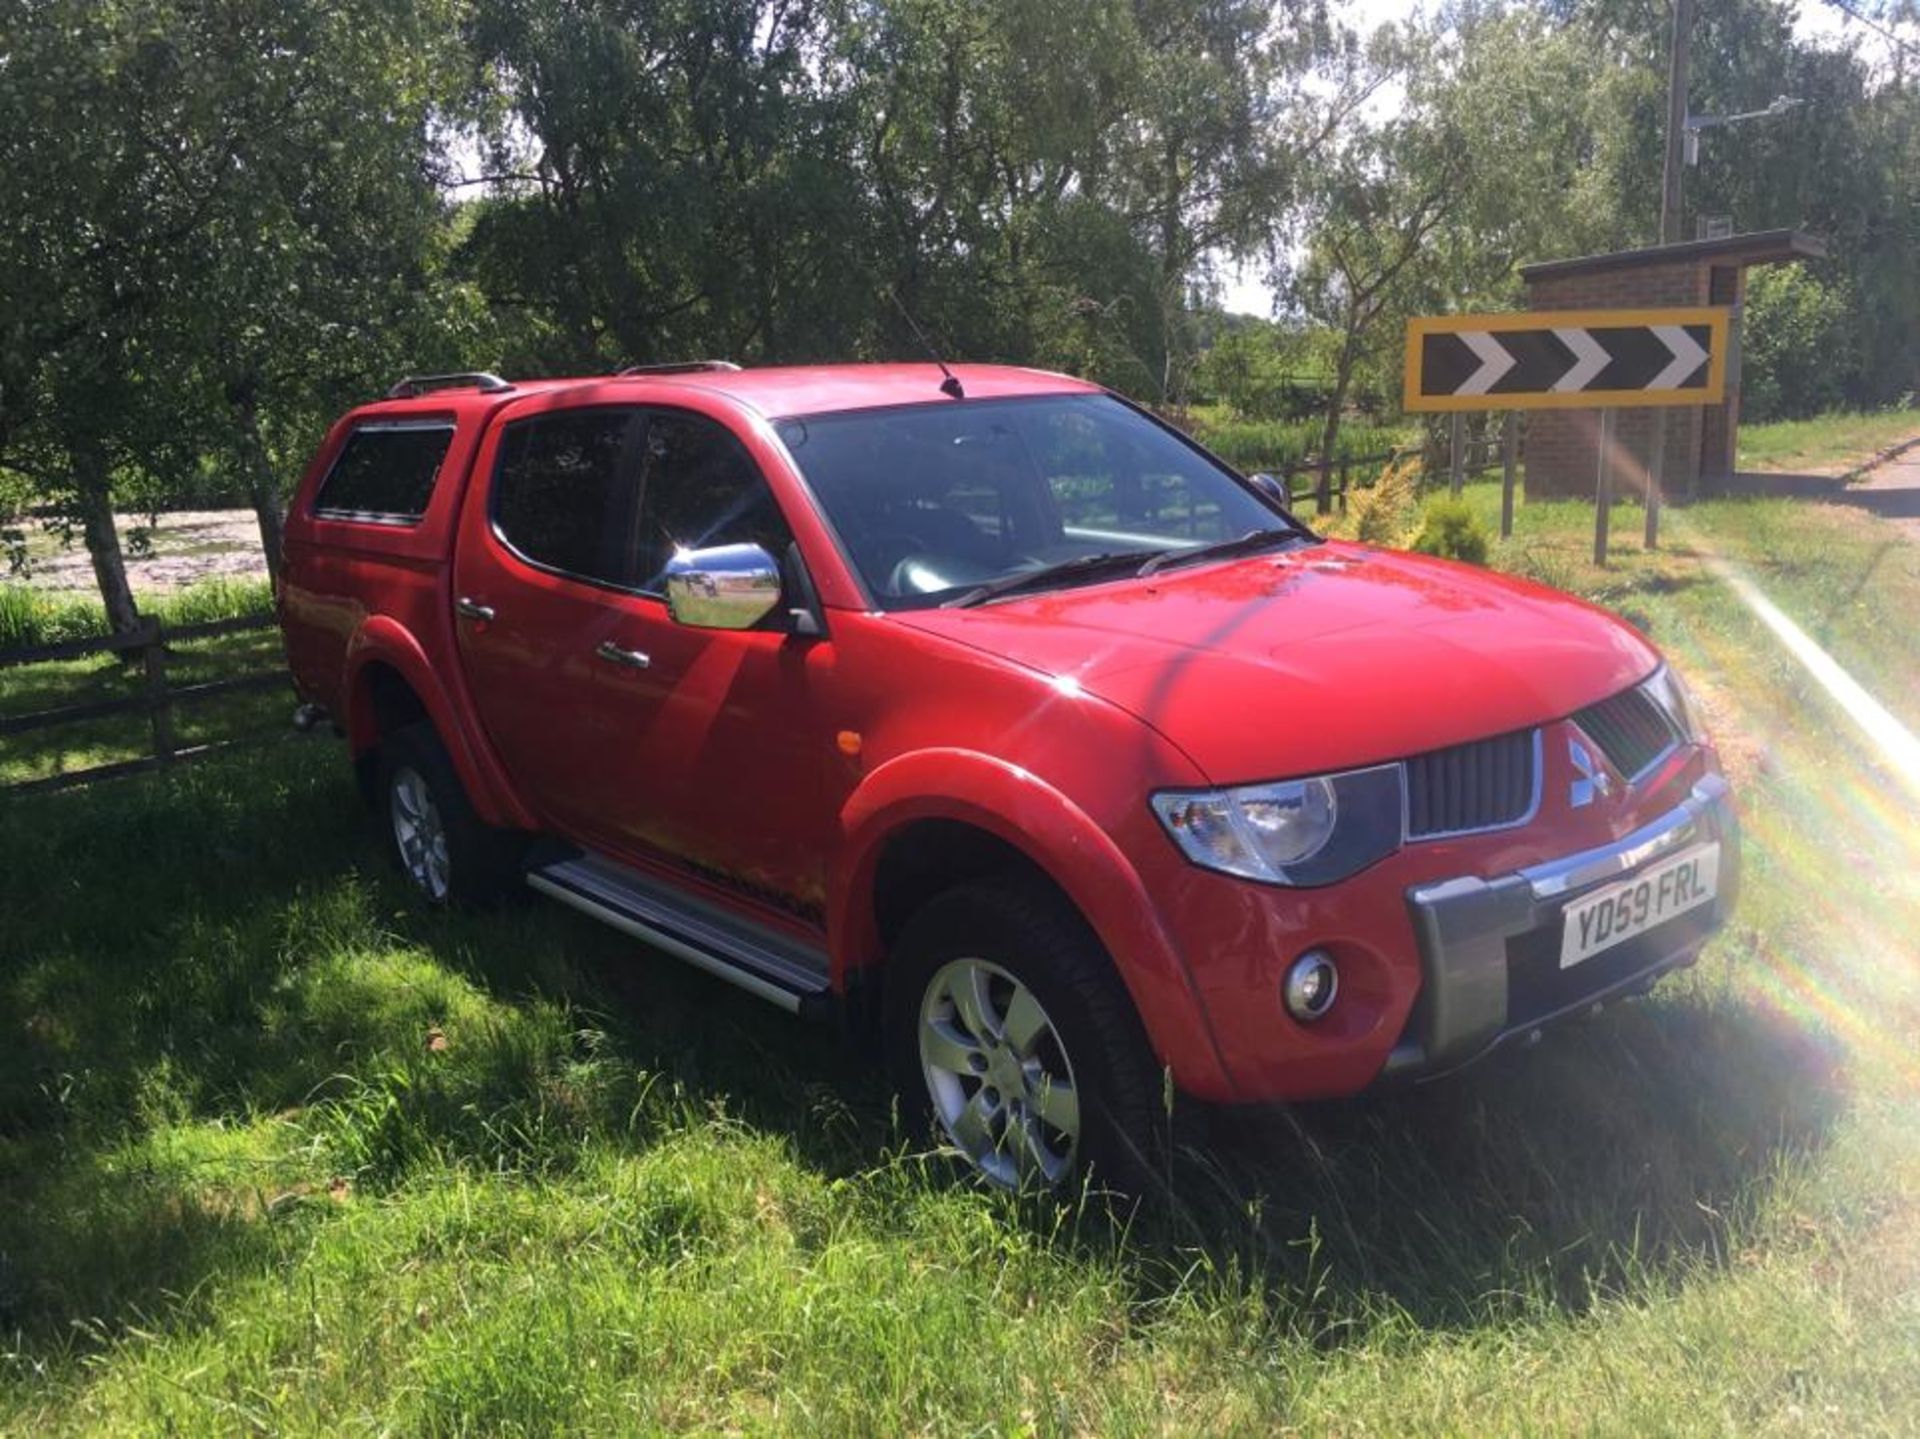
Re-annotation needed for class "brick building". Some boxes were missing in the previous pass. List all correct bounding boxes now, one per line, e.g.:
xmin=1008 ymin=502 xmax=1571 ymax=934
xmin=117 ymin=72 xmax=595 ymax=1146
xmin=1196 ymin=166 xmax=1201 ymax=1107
xmin=1519 ymin=229 xmax=1826 ymax=500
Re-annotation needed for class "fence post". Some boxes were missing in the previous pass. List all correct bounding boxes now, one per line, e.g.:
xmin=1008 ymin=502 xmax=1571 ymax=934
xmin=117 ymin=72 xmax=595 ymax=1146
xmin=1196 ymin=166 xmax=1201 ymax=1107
xmin=1338 ymin=459 xmax=1350 ymax=513
xmin=1594 ymin=409 xmax=1615 ymax=566
xmin=1316 ymin=453 xmax=1333 ymax=515
xmin=141 ymin=617 xmax=176 ymax=765
xmin=1449 ymin=414 xmax=1464 ymax=496
xmin=1644 ymin=410 xmax=1665 ymax=550
xmin=1500 ymin=412 xmax=1518 ymax=539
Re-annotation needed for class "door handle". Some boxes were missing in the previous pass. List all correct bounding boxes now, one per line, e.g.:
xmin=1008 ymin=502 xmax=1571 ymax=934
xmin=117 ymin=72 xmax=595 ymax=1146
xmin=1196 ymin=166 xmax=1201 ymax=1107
xmin=455 ymin=597 xmax=496 ymax=622
xmin=595 ymin=639 xmax=652 ymax=670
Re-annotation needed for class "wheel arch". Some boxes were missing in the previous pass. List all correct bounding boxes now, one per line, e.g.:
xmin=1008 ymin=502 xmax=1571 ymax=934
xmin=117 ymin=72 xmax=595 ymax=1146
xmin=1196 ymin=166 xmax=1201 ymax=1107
xmin=342 ymin=616 xmax=536 ymax=830
xmin=832 ymin=749 xmax=1239 ymax=1100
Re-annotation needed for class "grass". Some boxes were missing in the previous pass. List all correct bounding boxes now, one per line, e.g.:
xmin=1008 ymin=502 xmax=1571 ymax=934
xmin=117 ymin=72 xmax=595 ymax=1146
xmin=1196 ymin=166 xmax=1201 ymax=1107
xmin=0 ymin=576 xmax=273 ymax=650
xmin=1 ymin=578 xmax=283 ymax=786
xmin=1738 ymin=408 xmax=1920 ymax=476
xmin=2 ymin=493 xmax=1919 ymax=1430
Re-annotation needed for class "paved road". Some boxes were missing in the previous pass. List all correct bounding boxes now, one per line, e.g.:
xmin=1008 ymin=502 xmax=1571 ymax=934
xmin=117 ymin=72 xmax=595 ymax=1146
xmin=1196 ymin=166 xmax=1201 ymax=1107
xmin=1841 ymin=441 xmax=1920 ymax=531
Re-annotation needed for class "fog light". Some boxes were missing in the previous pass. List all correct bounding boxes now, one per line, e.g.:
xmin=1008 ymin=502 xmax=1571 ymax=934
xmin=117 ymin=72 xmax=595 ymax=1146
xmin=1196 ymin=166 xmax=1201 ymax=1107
xmin=1283 ymin=950 xmax=1339 ymax=1022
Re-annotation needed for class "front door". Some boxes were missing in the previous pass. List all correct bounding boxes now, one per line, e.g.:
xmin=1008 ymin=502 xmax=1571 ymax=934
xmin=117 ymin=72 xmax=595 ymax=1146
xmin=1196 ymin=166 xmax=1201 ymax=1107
xmin=588 ymin=406 xmax=836 ymax=922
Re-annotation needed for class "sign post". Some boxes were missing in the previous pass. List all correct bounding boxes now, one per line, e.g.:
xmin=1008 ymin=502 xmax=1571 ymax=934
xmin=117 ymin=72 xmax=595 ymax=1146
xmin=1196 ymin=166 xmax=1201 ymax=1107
xmin=1594 ymin=410 xmax=1615 ymax=566
xmin=1403 ymin=306 xmax=1730 ymax=563
xmin=1500 ymin=413 xmax=1519 ymax=539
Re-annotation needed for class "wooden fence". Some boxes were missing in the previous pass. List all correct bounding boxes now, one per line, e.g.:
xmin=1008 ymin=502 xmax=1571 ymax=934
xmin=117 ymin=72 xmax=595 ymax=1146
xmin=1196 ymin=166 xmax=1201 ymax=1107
xmin=0 ymin=612 xmax=290 ymax=797
xmin=1249 ymin=418 xmax=1522 ymax=532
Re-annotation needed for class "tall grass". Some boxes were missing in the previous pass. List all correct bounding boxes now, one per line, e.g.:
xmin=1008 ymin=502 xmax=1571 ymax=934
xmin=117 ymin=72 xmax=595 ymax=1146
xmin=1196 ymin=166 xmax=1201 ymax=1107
xmin=0 ymin=576 xmax=273 ymax=650
xmin=1190 ymin=414 xmax=1414 ymax=472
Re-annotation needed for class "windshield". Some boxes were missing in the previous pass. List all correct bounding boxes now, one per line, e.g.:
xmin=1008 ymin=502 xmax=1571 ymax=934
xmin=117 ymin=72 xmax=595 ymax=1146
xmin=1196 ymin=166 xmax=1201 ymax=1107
xmin=775 ymin=394 xmax=1300 ymax=609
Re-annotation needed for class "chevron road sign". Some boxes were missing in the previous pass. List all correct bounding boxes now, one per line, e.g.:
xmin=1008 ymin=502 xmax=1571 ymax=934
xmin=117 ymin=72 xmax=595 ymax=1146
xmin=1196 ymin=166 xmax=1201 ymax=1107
xmin=1403 ymin=307 xmax=1731 ymax=412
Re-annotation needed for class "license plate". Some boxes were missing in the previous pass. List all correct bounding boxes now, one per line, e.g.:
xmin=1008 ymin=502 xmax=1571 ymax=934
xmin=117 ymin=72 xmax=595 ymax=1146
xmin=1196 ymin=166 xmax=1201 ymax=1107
xmin=1559 ymin=843 xmax=1719 ymax=969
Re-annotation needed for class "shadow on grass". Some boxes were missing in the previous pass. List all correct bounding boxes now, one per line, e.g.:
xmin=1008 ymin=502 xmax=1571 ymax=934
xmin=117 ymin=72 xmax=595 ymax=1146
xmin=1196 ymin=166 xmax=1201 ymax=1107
xmin=0 ymin=743 xmax=1848 ymax=1358
xmin=1149 ymin=979 xmax=1847 ymax=1328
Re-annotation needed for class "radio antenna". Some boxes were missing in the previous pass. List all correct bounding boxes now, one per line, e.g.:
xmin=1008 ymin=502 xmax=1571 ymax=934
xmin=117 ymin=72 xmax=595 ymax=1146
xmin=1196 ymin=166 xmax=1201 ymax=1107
xmin=884 ymin=286 xmax=965 ymax=399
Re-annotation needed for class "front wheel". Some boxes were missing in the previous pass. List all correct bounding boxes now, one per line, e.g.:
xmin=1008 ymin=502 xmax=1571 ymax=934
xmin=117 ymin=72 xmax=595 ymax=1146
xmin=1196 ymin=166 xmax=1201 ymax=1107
xmin=886 ymin=880 xmax=1165 ymax=1193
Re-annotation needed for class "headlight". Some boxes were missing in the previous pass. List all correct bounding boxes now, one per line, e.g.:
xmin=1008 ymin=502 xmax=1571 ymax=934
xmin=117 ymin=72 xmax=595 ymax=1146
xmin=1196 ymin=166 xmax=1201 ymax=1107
xmin=1151 ymin=764 xmax=1402 ymax=886
xmin=1641 ymin=664 xmax=1706 ymax=743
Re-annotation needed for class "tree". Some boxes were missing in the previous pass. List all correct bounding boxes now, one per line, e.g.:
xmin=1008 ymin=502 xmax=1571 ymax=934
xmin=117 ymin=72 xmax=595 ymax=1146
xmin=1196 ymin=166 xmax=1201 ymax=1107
xmin=1282 ymin=57 xmax=1463 ymax=506
xmin=0 ymin=0 xmax=475 ymax=616
xmin=0 ymin=1 xmax=190 ymax=632
xmin=153 ymin=0 xmax=479 ymax=582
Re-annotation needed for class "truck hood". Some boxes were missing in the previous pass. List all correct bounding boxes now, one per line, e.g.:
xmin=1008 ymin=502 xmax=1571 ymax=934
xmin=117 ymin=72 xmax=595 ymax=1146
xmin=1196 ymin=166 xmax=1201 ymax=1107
xmin=893 ymin=541 xmax=1659 ymax=784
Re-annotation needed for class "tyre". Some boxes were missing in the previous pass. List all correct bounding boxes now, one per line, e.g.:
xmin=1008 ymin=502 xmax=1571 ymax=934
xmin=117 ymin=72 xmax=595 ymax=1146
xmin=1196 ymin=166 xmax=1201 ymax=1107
xmin=885 ymin=879 xmax=1166 ymax=1193
xmin=376 ymin=723 xmax=523 ymax=907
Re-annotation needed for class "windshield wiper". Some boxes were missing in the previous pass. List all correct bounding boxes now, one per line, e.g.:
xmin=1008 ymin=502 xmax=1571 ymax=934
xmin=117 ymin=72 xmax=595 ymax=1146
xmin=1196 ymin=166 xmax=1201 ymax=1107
xmin=1135 ymin=527 xmax=1306 ymax=578
xmin=942 ymin=551 xmax=1161 ymax=608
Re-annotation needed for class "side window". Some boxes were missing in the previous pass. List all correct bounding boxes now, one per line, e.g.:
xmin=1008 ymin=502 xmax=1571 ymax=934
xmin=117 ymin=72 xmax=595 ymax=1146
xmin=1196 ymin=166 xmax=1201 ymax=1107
xmin=312 ymin=421 xmax=454 ymax=523
xmin=632 ymin=411 xmax=793 ymax=592
xmin=491 ymin=409 xmax=637 ymax=586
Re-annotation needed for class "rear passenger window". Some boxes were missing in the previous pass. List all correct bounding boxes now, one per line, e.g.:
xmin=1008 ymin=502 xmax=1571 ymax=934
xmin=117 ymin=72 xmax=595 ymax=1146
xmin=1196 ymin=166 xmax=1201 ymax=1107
xmin=632 ymin=411 xmax=792 ymax=592
xmin=492 ymin=410 xmax=637 ymax=585
xmin=313 ymin=422 xmax=454 ymax=523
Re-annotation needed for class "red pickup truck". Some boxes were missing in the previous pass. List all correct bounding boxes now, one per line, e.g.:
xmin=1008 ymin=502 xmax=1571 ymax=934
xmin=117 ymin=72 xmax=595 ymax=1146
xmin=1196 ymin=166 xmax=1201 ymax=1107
xmin=280 ymin=362 xmax=1738 ymax=1190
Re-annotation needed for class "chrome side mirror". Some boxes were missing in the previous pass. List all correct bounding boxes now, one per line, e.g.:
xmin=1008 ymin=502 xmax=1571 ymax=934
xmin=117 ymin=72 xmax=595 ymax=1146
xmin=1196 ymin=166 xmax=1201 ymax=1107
xmin=1249 ymin=471 xmax=1292 ymax=512
xmin=664 ymin=542 xmax=782 ymax=630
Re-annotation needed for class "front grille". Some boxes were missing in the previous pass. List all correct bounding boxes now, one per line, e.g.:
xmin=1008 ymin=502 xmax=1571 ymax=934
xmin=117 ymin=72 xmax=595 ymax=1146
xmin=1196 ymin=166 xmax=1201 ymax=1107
xmin=1405 ymin=729 xmax=1537 ymax=838
xmin=1574 ymin=684 xmax=1677 ymax=781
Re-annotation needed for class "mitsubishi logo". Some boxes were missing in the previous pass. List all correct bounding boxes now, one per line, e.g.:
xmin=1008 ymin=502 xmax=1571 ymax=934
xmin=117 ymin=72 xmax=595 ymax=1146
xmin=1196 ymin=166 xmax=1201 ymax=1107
xmin=1569 ymin=736 xmax=1612 ymax=808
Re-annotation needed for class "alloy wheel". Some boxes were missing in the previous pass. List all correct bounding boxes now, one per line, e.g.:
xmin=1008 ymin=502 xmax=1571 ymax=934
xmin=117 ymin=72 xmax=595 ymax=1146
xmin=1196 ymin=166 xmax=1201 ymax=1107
xmin=918 ymin=957 xmax=1081 ymax=1188
xmin=389 ymin=766 xmax=450 ymax=902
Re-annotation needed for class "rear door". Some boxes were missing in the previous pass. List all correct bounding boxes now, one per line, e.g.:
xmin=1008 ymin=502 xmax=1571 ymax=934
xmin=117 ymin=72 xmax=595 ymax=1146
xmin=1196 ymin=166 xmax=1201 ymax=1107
xmin=451 ymin=405 xmax=645 ymax=845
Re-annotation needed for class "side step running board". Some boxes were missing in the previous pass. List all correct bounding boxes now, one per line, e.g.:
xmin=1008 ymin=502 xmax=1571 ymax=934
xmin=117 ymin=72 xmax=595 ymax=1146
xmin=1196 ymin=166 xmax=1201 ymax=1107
xmin=527 ymin=853 xmax=831 ymax=1017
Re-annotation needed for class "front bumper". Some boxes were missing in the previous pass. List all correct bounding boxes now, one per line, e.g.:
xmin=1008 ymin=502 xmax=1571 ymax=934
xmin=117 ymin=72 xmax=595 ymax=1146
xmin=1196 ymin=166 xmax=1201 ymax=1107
xmin=1384 ymin=773 xmax=1738 ymax=1080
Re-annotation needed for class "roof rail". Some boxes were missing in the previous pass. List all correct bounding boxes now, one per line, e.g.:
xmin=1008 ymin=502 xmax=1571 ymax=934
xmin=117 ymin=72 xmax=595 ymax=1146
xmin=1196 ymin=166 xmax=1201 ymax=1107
xmin=616 ymin=360 xmax=742 ymax=377
xmin=386 ymin=371 xmax=515 ymax=399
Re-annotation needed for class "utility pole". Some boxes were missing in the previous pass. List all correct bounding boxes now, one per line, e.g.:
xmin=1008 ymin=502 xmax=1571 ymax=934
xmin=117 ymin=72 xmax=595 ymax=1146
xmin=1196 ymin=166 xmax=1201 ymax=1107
xmin=1659 ymin=0 xmax=1694 ymax=243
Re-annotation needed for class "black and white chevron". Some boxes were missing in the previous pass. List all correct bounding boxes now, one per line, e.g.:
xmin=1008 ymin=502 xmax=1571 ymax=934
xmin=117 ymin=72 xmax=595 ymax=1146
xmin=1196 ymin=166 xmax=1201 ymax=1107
xmin=1419 ymin=323 xmax=1712 ymax=399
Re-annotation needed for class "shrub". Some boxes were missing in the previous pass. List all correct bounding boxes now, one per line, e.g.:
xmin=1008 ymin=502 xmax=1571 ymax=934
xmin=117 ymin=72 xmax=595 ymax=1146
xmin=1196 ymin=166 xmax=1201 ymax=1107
xmin=1742 ymin=264 xmax=1858 ymax=423
xmin=1347 ymin=455 xmax=1424 ymax=546
xmin=1409 ymin=495 xmax=1491 ymax=566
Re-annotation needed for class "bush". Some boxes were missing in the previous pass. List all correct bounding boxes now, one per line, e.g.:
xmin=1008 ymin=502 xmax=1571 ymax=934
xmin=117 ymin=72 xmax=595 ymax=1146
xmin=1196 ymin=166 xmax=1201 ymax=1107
xmin=1409 ymin=496 xmax=1491 ymax=566
xmin=1347 ymin=455 xmax=1424 ymax=546
xmin=1742 ymin=264 xmax=1859 ymax=424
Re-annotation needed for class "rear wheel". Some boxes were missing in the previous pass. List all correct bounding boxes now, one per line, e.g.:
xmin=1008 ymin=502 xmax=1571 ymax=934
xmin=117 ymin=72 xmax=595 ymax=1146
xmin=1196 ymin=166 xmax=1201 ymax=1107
xmin=376 ymin=724 xmax=522 ymax=907
xmin=887 ymin=880 xmax=1164 ymax=1193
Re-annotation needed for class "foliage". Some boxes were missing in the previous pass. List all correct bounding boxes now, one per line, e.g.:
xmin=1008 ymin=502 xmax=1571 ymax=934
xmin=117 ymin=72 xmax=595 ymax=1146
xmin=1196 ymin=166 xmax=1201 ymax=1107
xmin=1191 ymin=319 xmax=1333 ymax=421
xmin=1191 ymin=413 xmax=1409 ymax=472
xmin=1409 ymin=494 xmax=1491 ymax=565
xmin=1344 ymin=454 xmax=1425 ymax=546
xmin=1740 ymin=265 xmax=1860 ymax=424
